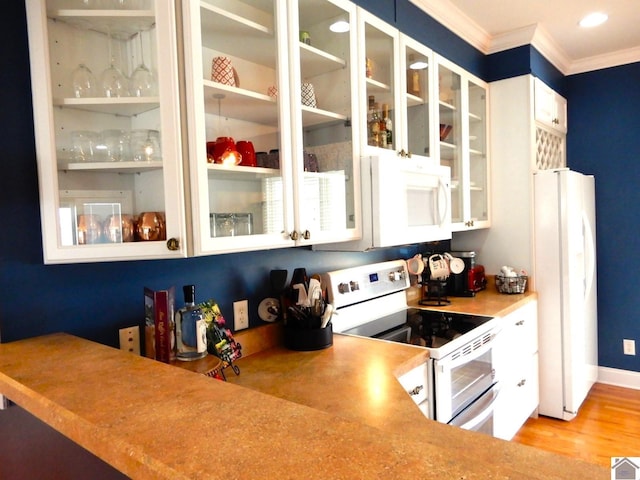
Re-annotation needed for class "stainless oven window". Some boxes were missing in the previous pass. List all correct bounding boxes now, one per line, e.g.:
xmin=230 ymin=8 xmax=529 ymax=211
xmin=450 ymin=348 xmax=494 ymax=416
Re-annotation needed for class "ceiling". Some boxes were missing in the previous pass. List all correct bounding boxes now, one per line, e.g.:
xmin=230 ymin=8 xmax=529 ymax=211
xmin=411 ymin=0 xmax=640 ymax=74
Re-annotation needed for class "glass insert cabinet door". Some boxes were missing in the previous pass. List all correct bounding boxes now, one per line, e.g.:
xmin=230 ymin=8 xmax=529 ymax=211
xmin=183 ymin=0 xmax=294 ymax=255
xmin=437 ymin=60 xmax=463 ymax=224
xmin=467 ymin=79 xmax=489 ymax=227
xmin=25 ymin=0 xmax=186 ymax=264
xmin=401 ymin=36 xmax=434 ymax=162
xmin=289 ymin=0 xmax=359 ymax=244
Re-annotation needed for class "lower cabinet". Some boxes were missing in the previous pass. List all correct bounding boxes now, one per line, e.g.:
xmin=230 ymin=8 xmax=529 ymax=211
xmin=493 ymin=300 xmax=539 ymax=440
xmin=397 ymin=362 xmax=429 ymax=418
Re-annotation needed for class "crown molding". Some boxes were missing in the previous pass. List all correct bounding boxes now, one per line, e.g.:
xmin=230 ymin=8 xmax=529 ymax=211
xmin=408 ymin=0 xmax=491 ymax=53
xmin=568 ymin=45 xmax=640 ymax=75
xmin=409 ymin=0 xmax=639 ymax=76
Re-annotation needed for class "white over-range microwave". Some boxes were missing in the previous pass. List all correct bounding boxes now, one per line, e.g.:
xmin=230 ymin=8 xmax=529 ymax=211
xmin=318 ymin=155 xmax=451 ymax=251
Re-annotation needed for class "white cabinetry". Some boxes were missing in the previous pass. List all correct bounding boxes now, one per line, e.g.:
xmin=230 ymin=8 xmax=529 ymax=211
xmin=435 ymin=55 xmax=490 ymax=232
xmin=494 ymin=300 xmax=539 ymax=440
xmin=452 ymin=74 xmax=566 ymax=284
xmin=397 ymin=362 xmax=429 ymax=418
xmin=182 ymin=0 xmax=360 ymax=255
xmin=25 ymin=0 xmax=186 ymax=264
xmin=534 ymin=77 xmax=567 ymax=134
xmin=357 ymin=8 xmax=435 ymax=163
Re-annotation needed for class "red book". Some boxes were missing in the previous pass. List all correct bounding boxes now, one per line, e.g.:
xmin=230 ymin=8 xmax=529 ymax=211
xmin=144 ymin=287 xmax=176 ymax=363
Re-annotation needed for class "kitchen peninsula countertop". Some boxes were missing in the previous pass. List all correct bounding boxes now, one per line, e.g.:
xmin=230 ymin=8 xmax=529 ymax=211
xmin=0 ymin=312 xmax=606 ymax=479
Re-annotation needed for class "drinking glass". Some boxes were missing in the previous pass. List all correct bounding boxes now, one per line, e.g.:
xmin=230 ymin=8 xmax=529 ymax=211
xmin=100 ymin=28 xmax=128 ymax=97
xmin=101 ymin=129 xmax=129 ymax=162
xmin=131 ymin=129 xmax=161 ymax=162
xmin=129 ymin=31 xmax=157 ymax=97
xmin=71 ymin=130 xmax=99 ymax=162
xmin=71 ymin=64 xmax=97 ymax=98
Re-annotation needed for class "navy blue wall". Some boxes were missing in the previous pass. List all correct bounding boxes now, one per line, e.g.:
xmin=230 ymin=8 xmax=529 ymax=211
xmin=566 ymin=63 xmax=640 ymax=372
xmin=3 ymin=1 xmax=639 ymax=374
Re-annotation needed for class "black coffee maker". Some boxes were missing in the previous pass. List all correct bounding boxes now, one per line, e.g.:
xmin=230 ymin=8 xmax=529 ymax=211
xmin=447 ymin=251 xmax=484 ymax=297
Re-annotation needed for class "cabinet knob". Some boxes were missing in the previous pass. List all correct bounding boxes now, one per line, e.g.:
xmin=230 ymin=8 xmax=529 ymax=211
xmin=517 ymin=379 xmax=527 ymax=387
xmin=397 ymin=149 xmax=407 ymax=158
xmin=290 ymin=231 xmax=299 ymax=240
xmin=515 ymin=320 xmax=525 ymax=326
xmin=465 ymin=220 xmax=475 ymax=227
xmin=302 ymin=230 xmax=311 ymax=240
xmin=166 ymin=238 xmax=180 ymax=251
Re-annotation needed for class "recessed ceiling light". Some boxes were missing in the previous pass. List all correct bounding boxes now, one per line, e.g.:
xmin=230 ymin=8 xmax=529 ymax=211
xmin=409 ymin=60 xmax=428 ymax=70
xmin=579 ymin=12 xmax=608 ymax=28
xmin=329 ymin=20 xmax=350 ymax=33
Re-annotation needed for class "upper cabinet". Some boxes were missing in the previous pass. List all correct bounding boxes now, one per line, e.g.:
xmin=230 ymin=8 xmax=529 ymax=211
xmin=534 ymin=78 xmax=567 ymax=134
xmin=25 ymin=0 xmax=186 ymax=264
xmin=357 ymin=8 xmax=435 ymax=163
xmin=436 ymin=55 xmax=490 ymax=231
xmin=182 ymin=0 xmax=360 ymax=256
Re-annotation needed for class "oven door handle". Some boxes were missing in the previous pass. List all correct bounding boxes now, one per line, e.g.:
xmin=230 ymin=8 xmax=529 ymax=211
xmin=438 ymin=328 xmax=501 ymax=372
xmin=455 ymin=384 xmax=501 ymax=431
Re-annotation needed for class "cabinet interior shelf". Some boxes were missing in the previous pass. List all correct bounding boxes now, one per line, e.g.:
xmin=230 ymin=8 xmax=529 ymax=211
xmin=203 ymin=79 xmax=277 ymax=125
xmin=300 ymin=42 xmax=346 ymax=78
xmin=207 ymin=163 xmax=279 ymax=180
xmin=200 ymin=2 xmax=275 ymax=68
xmin=60 ymin=160 xmax=163 ymax=173
xmin=439 ymin=99 xmax=457 ymax=111
xmin=468 ymin=112 xmax=482 ymax=122
xmin=54 ymin=97 xmax=160 ymax=116
xmin=301 ymin=105 xmax=347 ymax=126
xmin=406 ymin=92 xmax=426 ymax=107
xmin=48 ymin=10 xmax=155 ymax=37
xmin=366 ymin=77 xmax=391 ymax=93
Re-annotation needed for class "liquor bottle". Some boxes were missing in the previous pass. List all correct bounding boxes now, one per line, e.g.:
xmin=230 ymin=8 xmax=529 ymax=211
xmin=382 ymin=103 xmax=393 ymax=149
xmin=377 ymin=103 xmax=387 ymax=148
xmin=175 ymin=285 xmax=208 ymax=361
xmin=367 ymin=95 xmax=381 ymax=147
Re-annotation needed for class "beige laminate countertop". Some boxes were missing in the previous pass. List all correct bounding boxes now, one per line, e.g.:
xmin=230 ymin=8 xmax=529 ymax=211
xmin=0 ymin=297 xmax=607 ymax=480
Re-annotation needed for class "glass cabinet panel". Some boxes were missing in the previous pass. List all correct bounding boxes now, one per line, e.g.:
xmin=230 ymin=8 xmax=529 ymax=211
xmin=402 ymin=38 xmax=433 ymax=160
xmin=437 ymin=62 xmax=463 ymax=224
xmin=467 ymin=80 xmax=488 ymax=224
xmin=361 ymin=13 xmax=397 ymax=152
xmin=183 ymin=0 xmax=294 ymax=254
xmin=26 ymin=0 xmax=186 ymax=263
xmin=291 ymin=0 xmax=358 ymax=240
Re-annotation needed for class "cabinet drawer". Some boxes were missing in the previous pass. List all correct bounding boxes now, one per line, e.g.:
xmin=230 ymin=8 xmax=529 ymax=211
xmin=494 ymin=352 xmax=539 ymax=440
xmin=397 ymin=362 xmax=428 ymax=409
xmin=501 ymin=300 xmax=538 ymax=355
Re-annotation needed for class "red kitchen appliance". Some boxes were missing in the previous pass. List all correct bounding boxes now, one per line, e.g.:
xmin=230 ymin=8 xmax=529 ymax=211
xmin=447 ymin=251 xmax=486 ymax=296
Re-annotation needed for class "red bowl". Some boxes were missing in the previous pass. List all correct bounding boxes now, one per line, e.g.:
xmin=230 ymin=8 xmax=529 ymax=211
xmin=439 ymin=124 xmax=452 ymax=141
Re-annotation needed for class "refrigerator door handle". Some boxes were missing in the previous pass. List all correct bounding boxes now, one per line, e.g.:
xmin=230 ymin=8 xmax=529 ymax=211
xmin=582 ymin=211 xmax=596 ymax=300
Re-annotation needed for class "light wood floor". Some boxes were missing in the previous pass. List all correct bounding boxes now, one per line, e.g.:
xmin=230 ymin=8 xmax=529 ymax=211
xmin=512 ymin=383 xmax=640 ymax=467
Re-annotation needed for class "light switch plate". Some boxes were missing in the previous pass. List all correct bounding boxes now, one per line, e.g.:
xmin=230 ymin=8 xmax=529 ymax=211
xmin=119 ymin=326 xmax=141 ymax=355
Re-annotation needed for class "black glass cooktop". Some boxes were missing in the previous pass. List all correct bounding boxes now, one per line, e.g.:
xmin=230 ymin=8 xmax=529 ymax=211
xmin=405 ymin=309 xmax=494 ymax=349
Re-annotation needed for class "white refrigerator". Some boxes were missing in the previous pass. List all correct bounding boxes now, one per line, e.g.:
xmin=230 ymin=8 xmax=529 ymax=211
xmin=534 ymin=168 xmax=598 ymax=420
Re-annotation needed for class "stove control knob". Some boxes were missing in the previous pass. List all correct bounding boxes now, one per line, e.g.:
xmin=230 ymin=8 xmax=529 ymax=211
xmin=388 ymin=271 xmax=401 ymax=282
xmin=350 ymin=281 xmax=359 ymax=291
xmin=338 ymin=282 xmax=350 ymax=294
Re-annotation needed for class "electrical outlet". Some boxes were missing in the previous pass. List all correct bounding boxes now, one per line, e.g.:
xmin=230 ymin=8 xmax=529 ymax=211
xmin=119 ymin=326 xmax=141 ymax=355
xmin=623 ymin=339 xmax=636 ymax=356
xmin=234 ymin=300 xmax=249 ymax=331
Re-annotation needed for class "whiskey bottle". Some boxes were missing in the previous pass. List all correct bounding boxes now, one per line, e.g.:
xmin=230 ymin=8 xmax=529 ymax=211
xmin=367 ymin=96 xmax=381 ymax=147
xmin=382 ymin=103 xmax=393 ymax=149
xmin=175 ymin=285 xmax=208 ymax=361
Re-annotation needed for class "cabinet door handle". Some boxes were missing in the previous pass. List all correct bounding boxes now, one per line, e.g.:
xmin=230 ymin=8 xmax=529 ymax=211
xmin=409 ymin=385 xmax=424 ymax=396
xmin=515 ymin=320 xmax=525 ymax=326
xmin=517 ymin=379 xmax=527 ymax=387
xmin=465 ymin=220 xmax=475 ymax=227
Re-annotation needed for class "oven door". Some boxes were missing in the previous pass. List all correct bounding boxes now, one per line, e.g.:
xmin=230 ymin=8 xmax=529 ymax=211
xmin=432 ymin=328 xmax=499 ymax=423
xmin=448 ymin=383 xmax=500 ymax=435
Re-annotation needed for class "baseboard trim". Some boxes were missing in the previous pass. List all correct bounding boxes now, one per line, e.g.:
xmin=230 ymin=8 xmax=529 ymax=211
xmin=598 ymin=366 xmax=640 ymax=390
